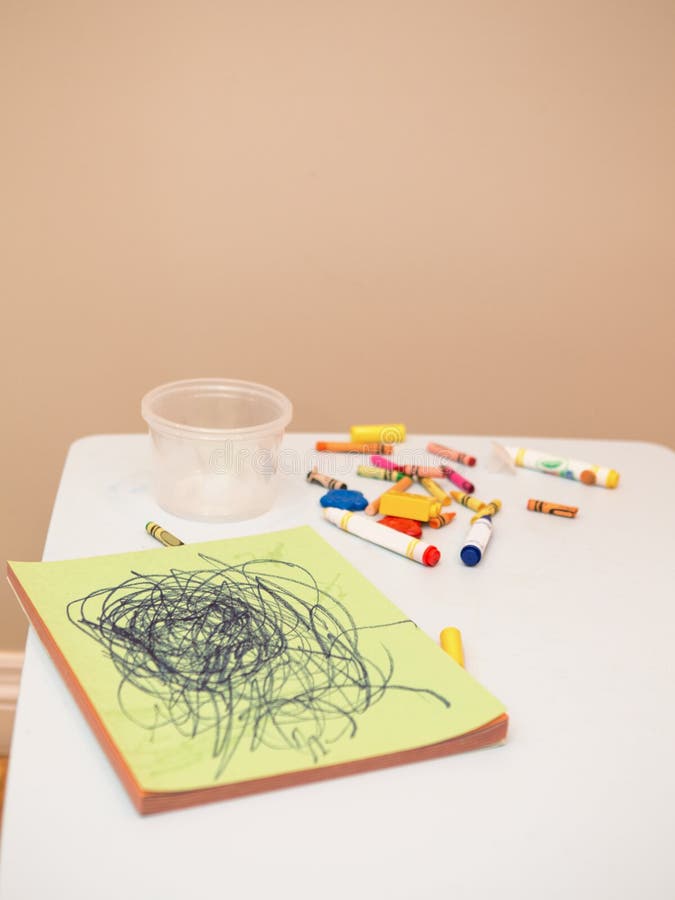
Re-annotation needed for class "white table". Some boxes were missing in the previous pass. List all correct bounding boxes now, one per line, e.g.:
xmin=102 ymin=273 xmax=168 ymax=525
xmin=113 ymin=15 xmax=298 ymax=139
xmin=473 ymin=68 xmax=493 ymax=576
xmin=2 ymin=434 xmax=674 ymax=900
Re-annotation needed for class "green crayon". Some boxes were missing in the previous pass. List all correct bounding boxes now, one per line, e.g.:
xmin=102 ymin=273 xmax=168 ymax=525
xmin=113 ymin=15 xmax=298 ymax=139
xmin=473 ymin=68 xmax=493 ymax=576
xmin=357 ymin=465 xmax=405 ymax=482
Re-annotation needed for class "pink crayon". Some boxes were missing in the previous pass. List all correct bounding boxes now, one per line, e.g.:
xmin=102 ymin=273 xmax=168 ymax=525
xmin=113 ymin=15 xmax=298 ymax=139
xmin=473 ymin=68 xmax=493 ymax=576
xmin=371 ymin=456 xmax=445 ymax=479
xmin=441 ymin=465 xmax=475 ymax=493
xmin=427 ymin=442 xmax=477 ymax=467
xmin=370 ymin=454 xmax=398 ymax=471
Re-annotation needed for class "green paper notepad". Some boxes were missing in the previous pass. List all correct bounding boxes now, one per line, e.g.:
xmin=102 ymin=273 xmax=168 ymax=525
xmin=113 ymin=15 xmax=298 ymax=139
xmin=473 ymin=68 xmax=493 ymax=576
xmin=8 ymin=526 xmax=507 ymax=814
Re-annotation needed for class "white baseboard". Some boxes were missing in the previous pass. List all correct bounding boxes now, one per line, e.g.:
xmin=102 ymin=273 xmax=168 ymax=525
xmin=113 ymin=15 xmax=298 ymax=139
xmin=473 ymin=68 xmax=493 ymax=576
xmin=0 ymin=651 xmax=24 ymax=755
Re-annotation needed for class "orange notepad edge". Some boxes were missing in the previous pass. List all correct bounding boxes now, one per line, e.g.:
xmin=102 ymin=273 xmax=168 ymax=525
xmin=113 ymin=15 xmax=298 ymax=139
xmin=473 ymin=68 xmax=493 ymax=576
xmin=7 ymin=563 xmax=146 ymax=811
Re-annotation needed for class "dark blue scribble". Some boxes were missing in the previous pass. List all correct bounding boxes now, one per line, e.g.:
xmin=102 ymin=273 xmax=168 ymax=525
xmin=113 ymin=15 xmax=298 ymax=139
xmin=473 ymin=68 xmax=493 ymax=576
xmin=67 ymin=556 xmax=449 ymax=778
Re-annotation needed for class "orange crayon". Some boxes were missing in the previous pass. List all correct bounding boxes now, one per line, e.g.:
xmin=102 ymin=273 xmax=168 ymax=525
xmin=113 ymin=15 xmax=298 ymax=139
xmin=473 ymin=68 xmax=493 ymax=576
xmin=527 ymin=499 xmax=578 ymax=518
xmin=428 ymin=511 xmax=456 ymax=529
xmin=316 ymin=441 xmax=393 ymax=454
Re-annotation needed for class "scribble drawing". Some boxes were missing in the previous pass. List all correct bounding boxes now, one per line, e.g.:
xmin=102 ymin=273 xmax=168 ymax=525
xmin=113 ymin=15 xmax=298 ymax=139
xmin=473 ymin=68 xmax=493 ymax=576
xmin=67 ymin=556 xmax=449 ymax=778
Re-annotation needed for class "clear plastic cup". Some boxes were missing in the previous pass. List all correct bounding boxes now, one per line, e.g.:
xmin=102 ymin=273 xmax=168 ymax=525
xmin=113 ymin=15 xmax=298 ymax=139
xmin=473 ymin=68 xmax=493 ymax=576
xmin=141 ymin=378 xmax=293 ymax=521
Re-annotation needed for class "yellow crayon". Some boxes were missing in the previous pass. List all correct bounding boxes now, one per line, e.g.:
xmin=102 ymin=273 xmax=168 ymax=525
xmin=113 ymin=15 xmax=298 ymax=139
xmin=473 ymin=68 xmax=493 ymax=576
xmin=365 ymin=475 xmax=413 ymax=516
xmin=350 ymin=423 xmax=406 ymax=443
xmin=470 ymin=499 xmax=502 ymax=523
xmin=146 ymin=521 xmax=184 ymax=547
xmin=420 ymin=477 xmax=452 ymax=506
xmin=379 ymin=492 xmax=442 ymax=522
xmin=440 ymin=627 xmax=465 ymax=667
xmin=451 ymin=491 xmax=487 ymax=514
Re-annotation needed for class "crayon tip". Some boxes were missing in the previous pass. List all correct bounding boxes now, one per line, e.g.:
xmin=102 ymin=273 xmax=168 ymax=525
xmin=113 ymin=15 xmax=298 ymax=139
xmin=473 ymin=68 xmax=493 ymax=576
xmin=440 ymin=627 xmax=465 ymax=667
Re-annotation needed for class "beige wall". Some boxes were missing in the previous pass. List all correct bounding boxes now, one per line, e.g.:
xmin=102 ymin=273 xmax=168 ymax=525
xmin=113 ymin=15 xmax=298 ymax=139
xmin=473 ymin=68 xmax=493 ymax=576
xmin=2 ymin=2 xmax=674 ymax=651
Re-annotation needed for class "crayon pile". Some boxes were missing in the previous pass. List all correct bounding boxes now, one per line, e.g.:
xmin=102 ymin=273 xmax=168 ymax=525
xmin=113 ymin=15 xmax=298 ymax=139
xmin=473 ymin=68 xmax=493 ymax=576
xmin=311 ymin=430 xmax=620 ymax=671
xmin=309 ymin=428 xmax=620 ymax=568
xmin=310 ymin=425 xmax=495 ymax=567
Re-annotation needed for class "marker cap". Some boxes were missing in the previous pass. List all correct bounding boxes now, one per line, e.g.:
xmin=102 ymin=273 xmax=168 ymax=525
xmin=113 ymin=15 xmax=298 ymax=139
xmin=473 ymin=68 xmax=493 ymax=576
xmin=606 ymin=470 xmax=620 ymax=488
xmin=460 ymin=545 xmax=481 ymax=567
xmin=422 ymin=546 xmax=441 ymax=567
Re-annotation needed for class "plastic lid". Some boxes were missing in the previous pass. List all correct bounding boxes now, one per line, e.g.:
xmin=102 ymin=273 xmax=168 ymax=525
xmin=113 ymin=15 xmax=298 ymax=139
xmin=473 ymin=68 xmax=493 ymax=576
xmin=141 ymin=378 xmax=292 ymax=440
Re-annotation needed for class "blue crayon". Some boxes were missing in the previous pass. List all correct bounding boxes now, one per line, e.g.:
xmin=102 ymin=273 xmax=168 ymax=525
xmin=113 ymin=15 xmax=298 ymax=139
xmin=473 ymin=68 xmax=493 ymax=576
xmin=319 ymin=490 xmax=368 ymax=511
xmin=460 ymin=516 xmax=493 ymax=567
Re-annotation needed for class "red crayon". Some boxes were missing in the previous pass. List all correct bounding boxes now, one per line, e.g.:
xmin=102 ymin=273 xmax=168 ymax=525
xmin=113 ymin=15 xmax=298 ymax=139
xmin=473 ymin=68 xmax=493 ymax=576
xmin=441 ymin=465 xmax=475 ymax=493
xmin=378 ymin=516 xmax=423 ymax=537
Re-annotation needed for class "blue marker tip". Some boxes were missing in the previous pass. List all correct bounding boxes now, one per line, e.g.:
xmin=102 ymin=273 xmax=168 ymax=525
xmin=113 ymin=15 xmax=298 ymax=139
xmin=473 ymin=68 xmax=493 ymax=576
xmin=460 ymin=545 xmax=482 ymax=567
xmin=460 ymin=514 xmax=492 ymax=566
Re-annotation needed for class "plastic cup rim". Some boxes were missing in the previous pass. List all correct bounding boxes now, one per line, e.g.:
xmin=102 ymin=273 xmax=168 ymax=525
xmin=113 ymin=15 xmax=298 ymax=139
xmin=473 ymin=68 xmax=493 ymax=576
xmin=141 ymin=377 xmax=293 ymax=440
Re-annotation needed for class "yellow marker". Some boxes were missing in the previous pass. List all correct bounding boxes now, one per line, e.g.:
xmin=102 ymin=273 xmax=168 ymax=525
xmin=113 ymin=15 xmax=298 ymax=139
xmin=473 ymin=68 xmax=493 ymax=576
xmin=440 ymin=627 xmax=465 ymax=667
xmin=470 ymin=499 xmax=502 ymax=523
xmin=350 ymin=423 xmax=406 ymax=443
xmin=420 ymin=477 xmax=452 ymax=506
xmin=146 ymin=521 xmax=184 ymax=547
xmin=450 ymin=491 xmax=487 ymax=514
xmin=365 ymin=475 xmax=413 ymax=516
xmin=379 ymin=492 xmax=442 ymax=522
